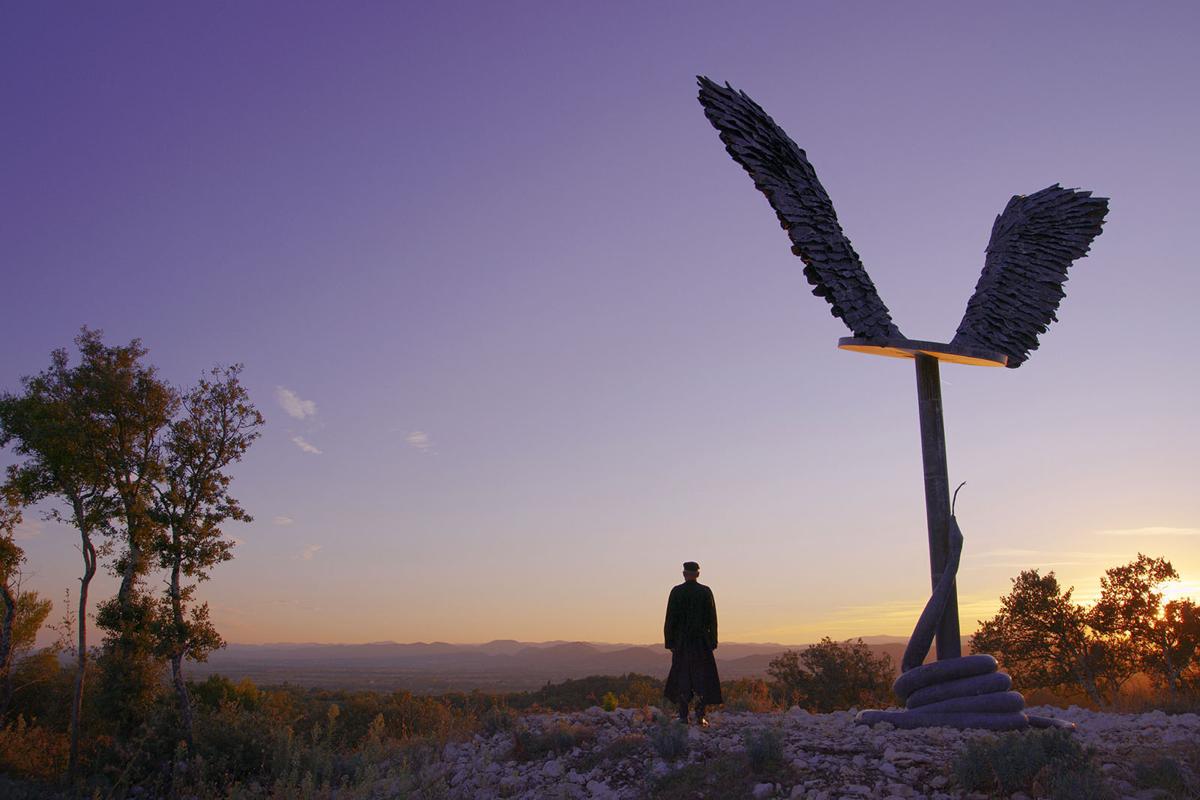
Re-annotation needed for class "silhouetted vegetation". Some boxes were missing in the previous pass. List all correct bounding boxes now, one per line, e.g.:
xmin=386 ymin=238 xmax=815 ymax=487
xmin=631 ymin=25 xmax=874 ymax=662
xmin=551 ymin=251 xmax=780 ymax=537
xmin=508 ymin=672 xmax=664 ymax=711
xmin=953 ymin=728 xmax=1113 ymax=799
xmin=973 ymin=554 xmax=1200 ymax=707
xmin=766 ymin=637 xmax=894 ymax=711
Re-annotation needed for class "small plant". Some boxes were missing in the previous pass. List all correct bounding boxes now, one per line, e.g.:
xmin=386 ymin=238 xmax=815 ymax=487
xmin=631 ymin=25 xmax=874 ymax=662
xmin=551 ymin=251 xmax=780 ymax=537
xmin=0 ymin=716 xmax=69 ymax=782
xmin=742 ymin=726 xmax=784 ymax=773
xmin=481 ymin=705 xmax=517 ymax=735
xmin=512 ymin=721 xmax=594 ymax=761
xmin=1133 ymin=755 xmax=1196 ymax=797
xmin=953 ymin=728 xmax=1113 ymax=800
xmin=648 ymin=715 xmax=688 ymax=760
xmin=600 ymin=691 xmax=619 ymax=712
xmin=575 ymin=733 xmax=648 ymax=772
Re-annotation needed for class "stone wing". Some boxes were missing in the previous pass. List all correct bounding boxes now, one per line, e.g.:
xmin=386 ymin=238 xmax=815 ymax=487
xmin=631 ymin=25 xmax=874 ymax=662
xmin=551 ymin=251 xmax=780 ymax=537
xmin=697 ymin=76 xmax=902 ymax=340
xmin=951 ymin=185 xmax=1108 ymax=368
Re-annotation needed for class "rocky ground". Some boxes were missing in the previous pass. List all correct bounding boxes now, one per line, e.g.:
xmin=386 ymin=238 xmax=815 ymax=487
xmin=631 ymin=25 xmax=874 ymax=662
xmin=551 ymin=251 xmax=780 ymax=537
xmin=418 ymin=705 xmax=1199 ymax=799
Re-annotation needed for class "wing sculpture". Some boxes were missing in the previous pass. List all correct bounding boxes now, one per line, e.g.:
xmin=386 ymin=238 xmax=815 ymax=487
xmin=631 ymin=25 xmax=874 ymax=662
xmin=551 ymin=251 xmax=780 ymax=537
xmin=697 ymin=76 xmax=902 ymax=340
xmin=951 ymin=186 xmax=1109 ymax=368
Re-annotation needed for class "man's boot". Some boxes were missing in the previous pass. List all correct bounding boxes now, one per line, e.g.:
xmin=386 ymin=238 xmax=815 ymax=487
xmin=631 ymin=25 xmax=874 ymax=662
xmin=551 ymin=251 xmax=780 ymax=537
xmin=677 ymin=698 xmax=690 ymax=724
xmin=696 ymin=702 xmax=709 ymax=728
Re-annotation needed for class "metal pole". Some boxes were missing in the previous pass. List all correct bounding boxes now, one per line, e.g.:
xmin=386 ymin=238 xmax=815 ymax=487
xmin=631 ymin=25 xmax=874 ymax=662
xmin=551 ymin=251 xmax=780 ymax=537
xmin=914 ymin=353 xmax=961 ymax=660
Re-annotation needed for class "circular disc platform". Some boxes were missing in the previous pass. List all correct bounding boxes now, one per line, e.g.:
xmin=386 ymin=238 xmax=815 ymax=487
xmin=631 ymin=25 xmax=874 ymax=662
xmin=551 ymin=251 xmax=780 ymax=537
xmin=838 ymin=337 xmax=1008 ymax=367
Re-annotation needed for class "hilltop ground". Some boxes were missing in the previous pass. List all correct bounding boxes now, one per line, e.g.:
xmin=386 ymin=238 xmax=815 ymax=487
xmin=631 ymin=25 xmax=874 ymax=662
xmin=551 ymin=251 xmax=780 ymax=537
xmin=362 ymin=705 xmax=1198 ymax=799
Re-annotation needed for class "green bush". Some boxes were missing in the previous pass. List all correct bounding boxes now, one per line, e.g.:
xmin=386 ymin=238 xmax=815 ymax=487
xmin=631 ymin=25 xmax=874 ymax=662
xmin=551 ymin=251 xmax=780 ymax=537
xmin=742 ymin=726 xmax=784 ymax=773
xmin=600 ymin=691 xmax=619 ymax=712
xmin=953 ymin=729 xmax=1113 ymax=799
xmin=767 ymin=638 xmax=893 ymax=712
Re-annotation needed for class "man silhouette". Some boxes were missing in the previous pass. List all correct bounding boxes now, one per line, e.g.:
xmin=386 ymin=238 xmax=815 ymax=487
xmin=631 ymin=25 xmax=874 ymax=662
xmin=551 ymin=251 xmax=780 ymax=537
xmin=663 ymin=561 xmax=723 ymax=726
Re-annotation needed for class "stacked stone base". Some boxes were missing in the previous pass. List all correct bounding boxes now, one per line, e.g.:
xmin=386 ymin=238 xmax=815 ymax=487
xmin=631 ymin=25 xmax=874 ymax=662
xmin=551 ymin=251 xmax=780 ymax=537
xmin=856 ymin=654 xmax=1074 ymax=731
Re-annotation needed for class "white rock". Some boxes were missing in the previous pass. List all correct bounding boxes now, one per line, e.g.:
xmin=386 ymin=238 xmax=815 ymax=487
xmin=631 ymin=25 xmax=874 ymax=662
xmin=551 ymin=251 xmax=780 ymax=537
xmin=752 ymin=783 xmax=775 ymax=798
xmin=543 ymin=759 xmax=564 ymax=778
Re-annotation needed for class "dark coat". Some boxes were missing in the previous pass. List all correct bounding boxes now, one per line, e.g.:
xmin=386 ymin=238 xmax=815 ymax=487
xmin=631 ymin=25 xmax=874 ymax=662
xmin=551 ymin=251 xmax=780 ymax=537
xmin=663 ymin=581 xmax=723 ymax=704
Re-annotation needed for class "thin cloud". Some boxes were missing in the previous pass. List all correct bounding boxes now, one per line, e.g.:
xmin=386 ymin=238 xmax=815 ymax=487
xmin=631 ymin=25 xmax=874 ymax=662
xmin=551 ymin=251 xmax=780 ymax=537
xmin=12 ymin=519 xmax=44 ymax=541
xmin=276 ymin=387 xmax=317 ymax=420
xmin=406 ymin=431 xmax=433 ymax=452
xmin=974 ymin=547 xmax=1125 ymax=563
xmin=272 ymin=515 xmax=295 ymax=526
xmin=297 ymin=544 xmax=322 ymax=561
xmin=291 ymin=436 xmax=322 ymax=455
xmin=1096 ymin=526 xmax=1200 ymax=537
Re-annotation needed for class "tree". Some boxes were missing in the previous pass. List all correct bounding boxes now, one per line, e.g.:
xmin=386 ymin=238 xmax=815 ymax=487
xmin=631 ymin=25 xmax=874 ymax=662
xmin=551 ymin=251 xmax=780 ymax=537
xmin=0 ymin=494 xmax=54 ymax=721
xmin=972 ymin=570 xmax=1111 ymax=706
xmin=61 ymin=330 xmax=178 ymax=735
xmin=1090 ymin=554 xmax=1179 ymax=696
xmin=0 ymin=339 xmax=116 ymax=777
xmin=0 ymin=495 xmax=24 ymax=720
xmin=767 ymin=637 xmax=893 ymax=712
xmin=150 ymin=365 xmax=262 ymax=746
xmin=1147 ymin=599 xmax=1200 ymax=695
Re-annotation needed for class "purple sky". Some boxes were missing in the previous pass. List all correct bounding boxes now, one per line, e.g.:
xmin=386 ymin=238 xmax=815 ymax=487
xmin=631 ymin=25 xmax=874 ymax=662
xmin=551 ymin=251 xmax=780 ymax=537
xmin=3 ymin=2 xmax=1198 ymax=645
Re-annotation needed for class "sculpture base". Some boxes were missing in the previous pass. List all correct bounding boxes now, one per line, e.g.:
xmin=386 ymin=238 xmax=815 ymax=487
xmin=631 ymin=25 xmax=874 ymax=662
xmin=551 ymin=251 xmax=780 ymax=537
xmin=855 ymin=654 xmax=1075 ymax=732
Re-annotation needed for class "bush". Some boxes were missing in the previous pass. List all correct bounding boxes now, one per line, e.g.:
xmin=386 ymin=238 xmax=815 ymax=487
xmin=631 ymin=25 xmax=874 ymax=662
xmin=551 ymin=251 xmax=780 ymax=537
xmin=723 ymin=678 xmax=778 ymax=712
xmin=600 ymin=691 xmax=619 ymax=712
xmin=480 ymin=705 xmax=517 ymax=735
xmin=1133 ymin=755 xmax=1197 ymax=797
xmin=742 ymin=726 xmax=784 ymax=773
xmin=511 ymin=721 xmax=594 ymax=761
xmin=953 ymin=729 xmax=1113 ymax=799
xmin=0 ymin=715 xmax=69 ymax=782
xmin=767 ymin=638 xmax=893 ymax=712
xmin=509 ymin=674 xmax=664 ymax=712
xmin=648 ymin=715 xmax=688 ymax=760
xmin=575 ymin=733 xmax=648 ymax=772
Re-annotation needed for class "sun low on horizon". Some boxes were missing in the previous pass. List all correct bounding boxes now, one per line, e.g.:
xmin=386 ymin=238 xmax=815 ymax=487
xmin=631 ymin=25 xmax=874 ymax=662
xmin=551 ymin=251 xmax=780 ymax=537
xmin=3 ymin=1 xmax=1198 ymax=653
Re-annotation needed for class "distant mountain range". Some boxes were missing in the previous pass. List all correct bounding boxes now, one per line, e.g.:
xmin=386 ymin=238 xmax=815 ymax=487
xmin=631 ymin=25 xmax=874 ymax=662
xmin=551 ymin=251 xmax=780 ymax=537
xmin=188 ymin=636 xmax=967 ymax=693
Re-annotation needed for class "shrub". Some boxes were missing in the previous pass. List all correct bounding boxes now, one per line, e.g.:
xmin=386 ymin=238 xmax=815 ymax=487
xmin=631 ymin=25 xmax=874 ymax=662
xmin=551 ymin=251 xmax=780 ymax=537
xmin=1133 ymin=755 xmax=1196 ymax=797
xmin=767 ymin=638 xmax=893 ymax=712
xmin=600 ymin=691 xmax=619 ymax=712
xmin=511 ymin=721 xmax=593 ymax=761
xmin=953 ymin=729 xmax=1113 ymax=799
xmin=575 ymin=733 xmax=648 ymax=772
xmin=648 ymin=715 xmax=688 ymax=760
xmin=742 ymin=726 xmax=784 ymax=773
xmin=723 ymin=678 xmax=777 ymax=712
xmin=480 ymin=705 xmax=517 ymax=735
xmin=0 ymin=715 xmax=69 ymax=782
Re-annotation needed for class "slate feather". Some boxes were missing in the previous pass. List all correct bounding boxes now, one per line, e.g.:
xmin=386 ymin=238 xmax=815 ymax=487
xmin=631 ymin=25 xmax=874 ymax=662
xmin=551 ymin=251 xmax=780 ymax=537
xmin=951 ymin=185 xmax=1108 ymax=367
xmin=696 ymin=76 xmax=902 ymax=340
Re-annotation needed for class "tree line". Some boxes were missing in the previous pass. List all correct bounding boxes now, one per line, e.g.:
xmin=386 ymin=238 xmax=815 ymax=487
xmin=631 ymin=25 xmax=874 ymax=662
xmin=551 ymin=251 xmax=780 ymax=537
xmin=0 ymin=328 xmax=262 ymax=777
xmin=972 ymin=554 xmax=1199 ymax=707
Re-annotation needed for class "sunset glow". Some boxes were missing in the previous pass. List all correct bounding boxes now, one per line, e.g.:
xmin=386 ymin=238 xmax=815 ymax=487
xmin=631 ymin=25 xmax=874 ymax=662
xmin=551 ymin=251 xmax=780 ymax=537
xmin=3 ymin=1 xmax=1197 ymax=649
